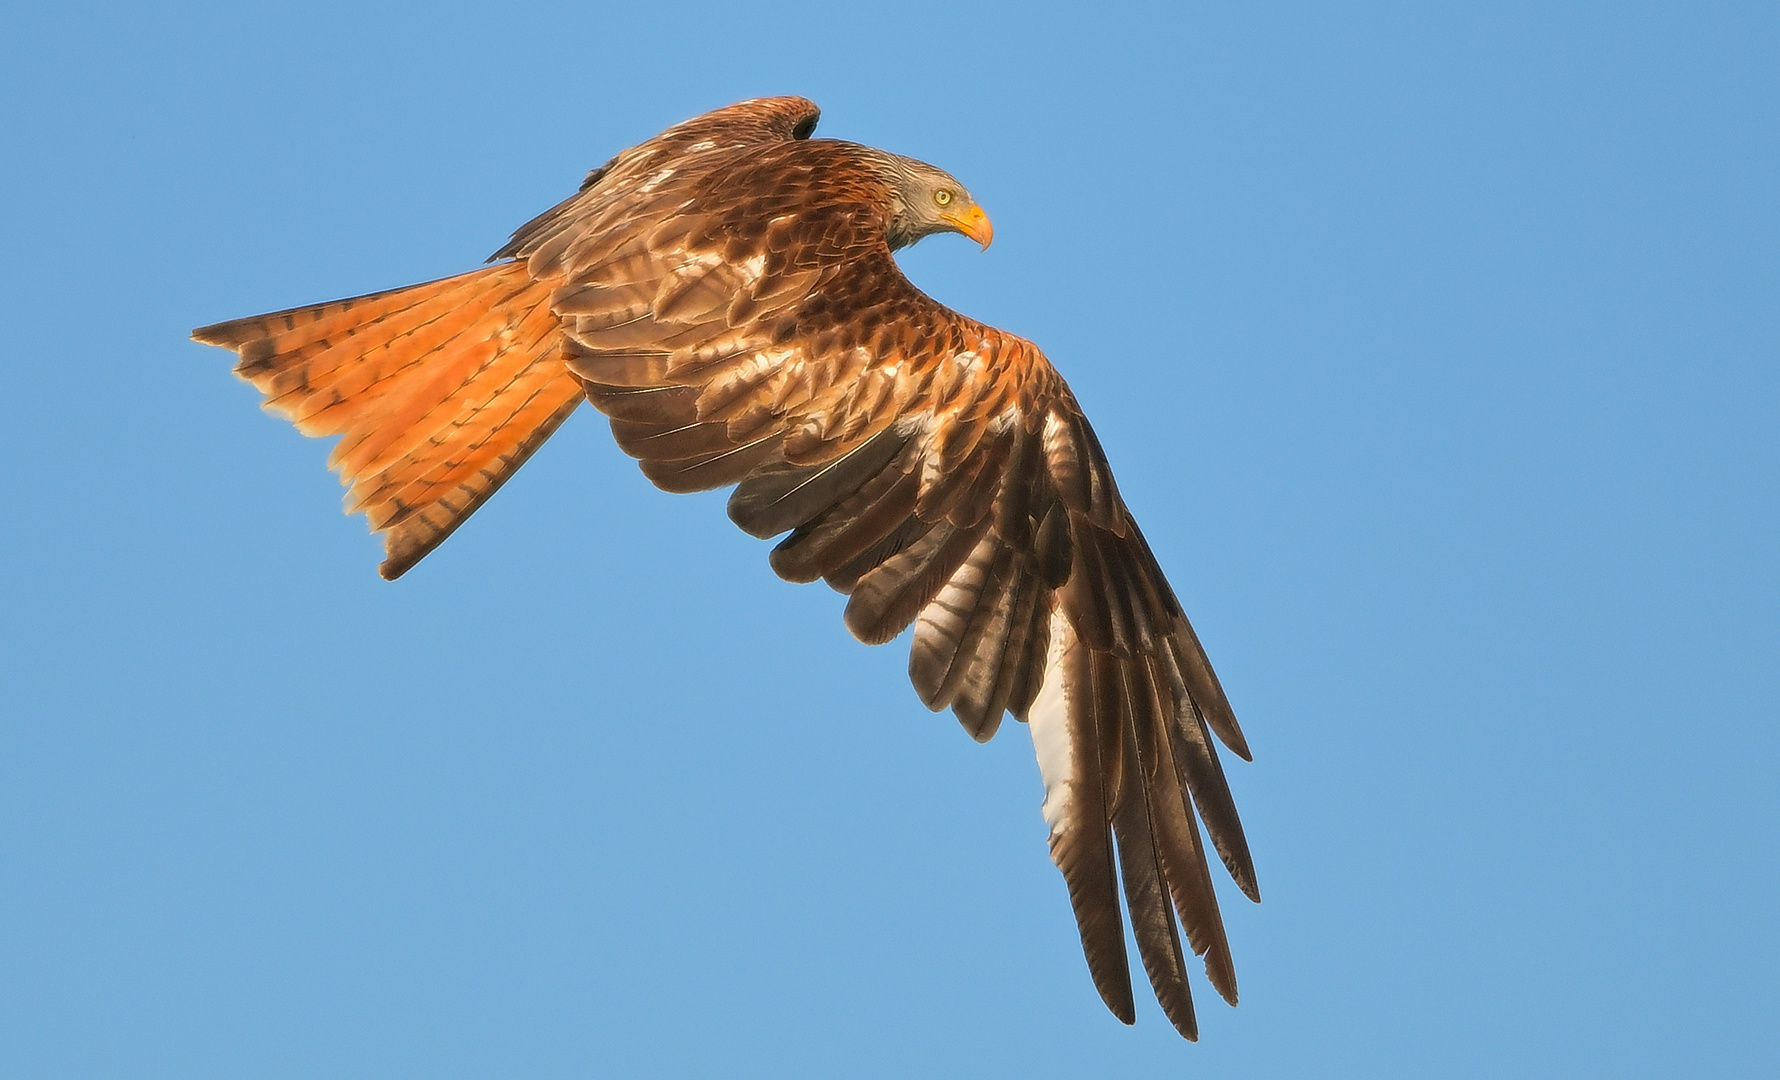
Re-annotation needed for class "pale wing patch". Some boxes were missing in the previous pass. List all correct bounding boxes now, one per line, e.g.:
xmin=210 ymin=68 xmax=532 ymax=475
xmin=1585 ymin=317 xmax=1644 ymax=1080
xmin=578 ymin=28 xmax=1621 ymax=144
xmin=1028 ymin=606 xmax=1077 ymax=838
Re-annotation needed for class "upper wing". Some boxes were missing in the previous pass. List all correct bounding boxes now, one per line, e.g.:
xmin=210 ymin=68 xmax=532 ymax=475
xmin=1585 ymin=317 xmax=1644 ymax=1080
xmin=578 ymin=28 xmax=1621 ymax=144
xmin=192 ymin=98 xmax=826 ymax=580
xmin=545 ymin=136 xmax=1258 ymax=1039
xmin=490 ymin=96 xmax=823 ymax=265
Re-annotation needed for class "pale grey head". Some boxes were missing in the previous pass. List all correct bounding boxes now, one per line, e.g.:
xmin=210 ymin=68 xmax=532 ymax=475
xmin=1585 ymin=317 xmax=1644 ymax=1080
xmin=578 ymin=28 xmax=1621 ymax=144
xmin=867 ymin=151 xmax=995 ymax=252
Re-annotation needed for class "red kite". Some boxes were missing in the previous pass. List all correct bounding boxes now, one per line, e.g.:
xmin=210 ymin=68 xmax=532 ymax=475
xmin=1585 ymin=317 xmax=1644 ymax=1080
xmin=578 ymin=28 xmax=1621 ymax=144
xmin=194 ymin=96 xmax=1258 ymax=1040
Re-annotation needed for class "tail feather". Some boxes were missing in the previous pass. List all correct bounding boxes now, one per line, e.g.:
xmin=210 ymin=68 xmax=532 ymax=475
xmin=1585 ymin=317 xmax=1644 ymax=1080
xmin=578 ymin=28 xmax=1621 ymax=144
xmin=194 ymin=263 xmax=583 ymax=579
xmin=335 ymin=290 xmax=561 ymax=481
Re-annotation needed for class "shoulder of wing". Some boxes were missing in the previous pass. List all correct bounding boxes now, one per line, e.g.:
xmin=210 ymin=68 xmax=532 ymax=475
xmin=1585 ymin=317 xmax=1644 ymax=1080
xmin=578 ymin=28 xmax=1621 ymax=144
xmin=492 ymin=97 xmax=825 ymax=265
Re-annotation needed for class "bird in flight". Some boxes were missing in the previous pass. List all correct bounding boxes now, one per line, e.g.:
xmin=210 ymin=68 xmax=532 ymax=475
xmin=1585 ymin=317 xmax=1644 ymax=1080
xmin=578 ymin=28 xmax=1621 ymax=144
xmin=193 ymin=96 xmax=1258 ymax=1041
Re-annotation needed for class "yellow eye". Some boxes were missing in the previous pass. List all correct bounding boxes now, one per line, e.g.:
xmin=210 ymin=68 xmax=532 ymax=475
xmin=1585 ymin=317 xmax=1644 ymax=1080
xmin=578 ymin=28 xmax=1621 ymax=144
xmin=934 ymin=189 xmax=954 ymax=207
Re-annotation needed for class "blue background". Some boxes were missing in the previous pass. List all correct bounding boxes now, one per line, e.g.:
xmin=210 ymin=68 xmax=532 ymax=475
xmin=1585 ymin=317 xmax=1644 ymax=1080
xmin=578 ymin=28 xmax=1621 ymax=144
xmin=2 ymin=2 xmax=1775 ymax=1076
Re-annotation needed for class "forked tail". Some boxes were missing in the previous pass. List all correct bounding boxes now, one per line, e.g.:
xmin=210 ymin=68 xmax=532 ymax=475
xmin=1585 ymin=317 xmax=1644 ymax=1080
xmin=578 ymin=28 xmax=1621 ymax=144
xmin=193 ymin=262 xmax=583 ymax=579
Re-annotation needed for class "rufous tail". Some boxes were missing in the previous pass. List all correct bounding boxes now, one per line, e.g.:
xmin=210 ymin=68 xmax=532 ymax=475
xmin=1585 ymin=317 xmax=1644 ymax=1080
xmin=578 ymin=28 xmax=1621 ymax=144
xmin=193 ymin=262 xmax=583 ymax=579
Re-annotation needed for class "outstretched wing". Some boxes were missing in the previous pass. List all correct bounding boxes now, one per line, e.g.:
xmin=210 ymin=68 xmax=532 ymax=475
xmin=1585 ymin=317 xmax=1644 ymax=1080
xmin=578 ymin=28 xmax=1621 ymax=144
xmin=542 ymin=132 xmax=1258 ymax=1039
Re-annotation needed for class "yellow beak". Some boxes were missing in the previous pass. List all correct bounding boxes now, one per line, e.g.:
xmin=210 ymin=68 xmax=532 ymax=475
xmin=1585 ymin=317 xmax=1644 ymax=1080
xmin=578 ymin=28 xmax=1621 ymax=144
xmin=941 ymin=205 xmax=994 ymax=250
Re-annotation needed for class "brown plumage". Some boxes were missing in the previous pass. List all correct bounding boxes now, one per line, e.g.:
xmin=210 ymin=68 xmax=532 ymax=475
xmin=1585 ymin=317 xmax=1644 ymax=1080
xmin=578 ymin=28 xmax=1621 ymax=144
xmin=193 ymin=96 xmax=1258 ymax=1040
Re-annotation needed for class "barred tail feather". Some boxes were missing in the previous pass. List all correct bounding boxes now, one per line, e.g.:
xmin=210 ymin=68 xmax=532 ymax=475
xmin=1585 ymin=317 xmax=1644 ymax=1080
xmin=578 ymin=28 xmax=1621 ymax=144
xmin=193 ymin=263 xmax=582 ymax=579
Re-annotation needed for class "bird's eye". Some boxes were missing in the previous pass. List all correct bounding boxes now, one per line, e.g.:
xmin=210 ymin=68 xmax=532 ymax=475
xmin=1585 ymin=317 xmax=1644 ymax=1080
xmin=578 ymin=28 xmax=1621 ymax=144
xmin=934 ymin=189 xmax=954 ymax=207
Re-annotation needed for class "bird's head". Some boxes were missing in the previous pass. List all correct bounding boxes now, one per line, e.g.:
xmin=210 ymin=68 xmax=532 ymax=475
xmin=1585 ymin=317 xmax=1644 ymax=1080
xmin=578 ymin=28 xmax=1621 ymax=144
xmin=877 ymin=153 xmax=993 ymax=252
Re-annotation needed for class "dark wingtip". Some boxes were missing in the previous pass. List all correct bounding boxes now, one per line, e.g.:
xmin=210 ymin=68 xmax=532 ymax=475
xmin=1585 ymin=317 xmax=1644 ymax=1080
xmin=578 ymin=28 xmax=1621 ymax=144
xmin=1106 ymin=996 xmax=1138 ymax=1026
xmin=1168 ymin=623 xmax=1251 ymax=760
xmin=1218 ymin=714 xmax=1254 ymax=762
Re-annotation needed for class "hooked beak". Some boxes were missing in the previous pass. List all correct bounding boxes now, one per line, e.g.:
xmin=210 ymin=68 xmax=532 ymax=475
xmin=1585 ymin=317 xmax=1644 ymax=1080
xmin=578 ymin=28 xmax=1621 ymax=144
xmin=941 ymin=205 xmax=994 ymax=250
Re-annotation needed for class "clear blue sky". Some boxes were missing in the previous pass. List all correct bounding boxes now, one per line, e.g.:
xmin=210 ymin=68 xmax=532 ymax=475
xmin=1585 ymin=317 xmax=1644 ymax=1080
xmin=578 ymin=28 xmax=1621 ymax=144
xmin=2 ymin=2 xmax=1775 ymax=1076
